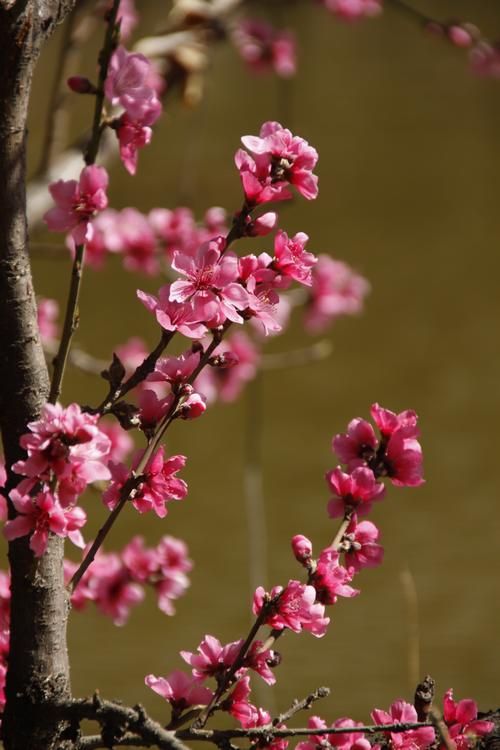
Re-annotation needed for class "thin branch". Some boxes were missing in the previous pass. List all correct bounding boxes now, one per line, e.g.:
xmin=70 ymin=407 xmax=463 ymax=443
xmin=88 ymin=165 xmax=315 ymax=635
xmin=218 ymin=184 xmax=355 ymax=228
xmin=385 ymin=0 xmax=430 ymax=25
xmin=274 ymin=687 xmax=330 ymax=725
xmin=93 ymin=330 xmax=175 ymax=415
xmin=330 ymin=511 xmax=354 ymax=551
xmin=48 ymin=243 xmax=84 ymax=403
xmin=194 ymin=595 xmax=280 ymax=728
xmin=48 ymin=0 xmax=121 ymax=405
xmin=69 ymin=325 xmax=230 ymax=591
xmin=177 ymin=721 xmax=434 ymax=741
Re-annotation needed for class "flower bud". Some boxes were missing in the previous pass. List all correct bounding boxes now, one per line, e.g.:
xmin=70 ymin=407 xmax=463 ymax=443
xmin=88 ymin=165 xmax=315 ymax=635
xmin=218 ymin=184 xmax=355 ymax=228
xmin=179 ymin=392 xmax=207 ymax=420
xmin=246 ymin=212 xmax=278 ymax=237
xmin=447 ymin=25 xmax=473 ymax=48
xmin=291 ymin=534 xmax=313 ymax=564
xmin=67 ymin=76 xmax=96 ymax=94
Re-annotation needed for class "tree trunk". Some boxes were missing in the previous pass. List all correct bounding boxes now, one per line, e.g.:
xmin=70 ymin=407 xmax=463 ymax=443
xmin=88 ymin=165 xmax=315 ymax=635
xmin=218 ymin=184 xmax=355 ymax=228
xmin=0 ymin=2 xmax=75 ymax=748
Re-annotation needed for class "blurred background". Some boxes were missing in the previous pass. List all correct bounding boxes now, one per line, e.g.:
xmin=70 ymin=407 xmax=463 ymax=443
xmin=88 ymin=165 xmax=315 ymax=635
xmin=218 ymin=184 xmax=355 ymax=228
xmin=22 ymin=0 xmax=500 ymax=726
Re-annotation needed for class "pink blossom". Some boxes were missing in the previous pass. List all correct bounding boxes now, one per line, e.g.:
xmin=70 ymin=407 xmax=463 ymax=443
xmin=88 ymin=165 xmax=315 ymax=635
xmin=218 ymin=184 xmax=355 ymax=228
xmin=226 ymin=675 xmax=254 ymax=724
xmin=296 ymin=715 xmax=329 ymax=750
xmin=149 ymin=351 xmax=200 ymax=388
xmin=0 ymin=663 xmax=6 ymax=713
xmin=234 ymin=20 xmax=296 ymax=78
xmin=244 ymin=640 xmax=280 ymax=685
xmin=149 ymin=207 xmax=199 ymax=259
xmin=44 ymin=165 xmax=109 ymax=244
xmin=291 ymin=534 xmax=313 ymax=565
xmin=154 ymin=535 xmax=192 ymax=615
xmin=369 ymin=405 xmax=424 ymax=486
xmin=253 ymin=580 xmax=329 ymax=637
xmin=68 ymin=208 xmax=123 ymax=269
xmin=470 ymin=43 xmax=500 ymax=78
xmin=245 ymin=280 xmax=283 ymax=335
xmin=105 ymin=46 xmax=152 ymax=113
xmin=297 ymin=716 xmax=371 ymax=750
xmin=245 ymin=211 xmax=278 ymax=237
xmin=117 ymin=98 xmax=162 ymax=175
xmin=170 ymin=239 xmax=249 ymax=326
xmin=117 ymin=0 xmax=139 ymax=40
xmin=370 ymin=404 xmax=419 ymax=438
xmin=138 ymin=389 xmax=173 ymax=433
xmin=137 ymin=286 xmax=207 ymax=339
xmin=326 ymin=466 xmax=385 ymax=519
xmin=98 ymin=420 xmax=133 ymax=464
xmin=333 ymin=418 xmax=378 ymax=468
xmin=342 ymin=516 xmax=384 ymax=571
xmin=193 ymin=332 xmax=260 ymax=405
xmin=0 ymin=571 xmax=11 ymax=632
xmin=384 ymin=429 xmax=424 ymax=487
xmin=304 ymin=255 xmax=370 ymax=332
xmin=116 ymin=336 xmax=149 ymax=373
xmin=37 ymin=298 xmax=59 ymax=345
xmin=181 ymin=635 xmax=243 ymax=681
xmin=121 ymin=535 xmax=160 ymax=582
xmin=4 ymin=490 xmax=86 ymax=557
xmin=323 ymin=0 xmax=382 ymax=21
xmin=112 ymin=207 xmax=158 ymax=275
xmin=236 ymin=121 xmax=318 ymax=204
xmin=145 ymin=669 xmax=212 ymax=713
xmin=0 ymin=461 xmax=6 ymax=521
xmin=447 ymin=26 xmax=473 ymax=48
xmin=103 ymin=446 xmax=187 ymax=518
xmin=442 ymin=689 xmax=494 ymax=750
xmin=90 ymin=557 xmax=144 ymax=626
xmin=241 ymin=707 xmax=289 ymax=750
xmin=273 ymin=230 xmax=317 ymax=286
xmin=372 ymin=700 xmax=435 ymax=750
xmin=179 ymin=392 xmax=207 ymax=420
xmin=311 ymin=549 xmax=359 ymax=605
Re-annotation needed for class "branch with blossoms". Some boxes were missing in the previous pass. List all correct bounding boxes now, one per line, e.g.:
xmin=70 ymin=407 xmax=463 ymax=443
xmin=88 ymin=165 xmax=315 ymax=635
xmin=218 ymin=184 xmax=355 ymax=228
xmin=26 ymin=0 xmax=500 ymax=231
xmin=1 ymin=0 xmax=499 ymax=749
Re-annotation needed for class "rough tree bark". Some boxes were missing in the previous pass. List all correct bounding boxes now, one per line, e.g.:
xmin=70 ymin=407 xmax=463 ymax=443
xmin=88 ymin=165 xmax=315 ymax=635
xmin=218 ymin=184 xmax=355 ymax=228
xmin=0 ymin=2 xmax=76 ymax=748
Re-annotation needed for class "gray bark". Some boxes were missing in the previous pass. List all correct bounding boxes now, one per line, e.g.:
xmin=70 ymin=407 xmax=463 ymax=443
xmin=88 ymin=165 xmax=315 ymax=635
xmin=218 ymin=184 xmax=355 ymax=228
xmin=0 ymin=2 xmax=76 ymax=748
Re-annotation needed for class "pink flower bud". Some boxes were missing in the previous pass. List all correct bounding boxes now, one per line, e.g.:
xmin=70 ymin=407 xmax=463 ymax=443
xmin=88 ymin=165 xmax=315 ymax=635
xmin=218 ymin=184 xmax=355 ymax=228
xmin=246 ymin=212 xmax=278 ymax=237
xmin=447 ymin=25 xmax=473 ymax=48
xmin=179 ymin=393 xmax=207 ymax=420
xmin=67 ymin=76 xmax=95 ymax=94
xmin=291 ymin=534 xmax=313 ymax=564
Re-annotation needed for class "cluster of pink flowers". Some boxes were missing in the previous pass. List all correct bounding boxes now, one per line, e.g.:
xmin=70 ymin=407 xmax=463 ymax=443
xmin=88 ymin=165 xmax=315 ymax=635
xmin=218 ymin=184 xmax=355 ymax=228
xmin=297 ymin=715 xmax=371 ymax=750
xmin=104 ymin=45 xmax=162 ymax=173
xmin=65 ymin=534 xmax=192 ymax=625
xmin=328 ymin=403 xmax=424 ymax=520
xmin=3 ymin=403 xmax=112 ymax=556
xmin=236 ymin=121 xmax=318 ymax=204
xmin=144 ymin=407 xmax=426 ymax=733
xmin=233 ymin=20 xmax=296 ymax=78
xmin=66 ymin=205 xmax=229 ymax=272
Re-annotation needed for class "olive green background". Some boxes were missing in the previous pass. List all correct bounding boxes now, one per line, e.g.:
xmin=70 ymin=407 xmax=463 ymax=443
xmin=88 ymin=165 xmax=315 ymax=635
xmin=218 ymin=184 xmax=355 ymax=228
xmin=23 ymin=0 xmax=500 ymax=725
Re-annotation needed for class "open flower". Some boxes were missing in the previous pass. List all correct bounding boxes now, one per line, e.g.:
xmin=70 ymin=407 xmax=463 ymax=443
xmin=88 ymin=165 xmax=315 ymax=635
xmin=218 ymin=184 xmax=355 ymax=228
xmin=44 ymin=166 xmax=109 ymax=244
